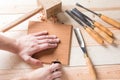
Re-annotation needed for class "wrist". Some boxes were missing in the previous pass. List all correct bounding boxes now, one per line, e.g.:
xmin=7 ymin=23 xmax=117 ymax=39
xmin=0 ymin=34 xmax=19 ymax=53
xmin=11 ymin=75 xmax=29 ymax=80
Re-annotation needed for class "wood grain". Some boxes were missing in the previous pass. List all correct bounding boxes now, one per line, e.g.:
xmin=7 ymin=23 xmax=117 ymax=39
xmin=0 ymin=64 xmax=120 ymax=80
xmin=28 ymin=21 xmax=73 ymax=65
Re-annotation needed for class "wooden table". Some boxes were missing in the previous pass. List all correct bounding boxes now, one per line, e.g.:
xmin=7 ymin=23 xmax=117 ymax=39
xmin=0 ymin=0 xmax=120 ymax=80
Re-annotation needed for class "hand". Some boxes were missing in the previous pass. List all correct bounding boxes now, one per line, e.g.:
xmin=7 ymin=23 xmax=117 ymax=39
xmin=26 ymin=63 xmax=62 ymax=80
xmin=16 ymin=31 xmax=60 ymax=65
xmin=12 ymin=63 xmax=62 ymax=80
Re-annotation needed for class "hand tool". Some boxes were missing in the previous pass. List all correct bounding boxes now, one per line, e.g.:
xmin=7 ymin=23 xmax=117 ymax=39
xmin=1 ymin=0 xmax=62 ymax=32
xmin=74 ymin=28 xmax=97 ymax=80
xmin=76 ymin=3 xmax=120 ymax=29
xmin=76 ymin=10 xmax=113 ymax=37
xmin=66 ymin=10 xmax=104 ymax=44
xmin=71 ymin=8 xmax=114 ymax=44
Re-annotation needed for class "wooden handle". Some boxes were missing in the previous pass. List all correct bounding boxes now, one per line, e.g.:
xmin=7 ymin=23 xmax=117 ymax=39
xmin=85 ymin=27 xmax=104 ymax=44
xmin=94 ymin=27 xmax=114 ymax=44
xmin=100 ymin=14 xmax=120 ymax=29
xmin=93 ymin=21 xmax=113 ymax=37
xmin=84 ymin=54 xmax=97 ymax=80
xmin=1 ymin=6 xmax=43 ymax=32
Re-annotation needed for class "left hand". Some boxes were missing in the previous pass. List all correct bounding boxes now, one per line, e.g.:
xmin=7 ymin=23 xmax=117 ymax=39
xmin=16 ymin=31 xmax=60 ymax=65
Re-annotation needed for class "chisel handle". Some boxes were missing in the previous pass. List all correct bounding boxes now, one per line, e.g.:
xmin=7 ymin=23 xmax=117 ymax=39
xmin=94 ymin=27 xmax=114 ymax=44
xmin=93 ymin=21 xmax=113 ymax=37
xmin=85 ymin=27 xmax=104 ymax=44
xmin=84 ymin=54 xmax=97 ymax=80
xmin=100 ymin=14 xmax=120 ymax=29
xmin=1 ymin=6 xmax=43 ymax=32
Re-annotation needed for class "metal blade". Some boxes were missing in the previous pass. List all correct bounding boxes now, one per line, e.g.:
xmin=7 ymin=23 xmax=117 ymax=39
xmin=74 ymin=28 xmax=87 ymax=53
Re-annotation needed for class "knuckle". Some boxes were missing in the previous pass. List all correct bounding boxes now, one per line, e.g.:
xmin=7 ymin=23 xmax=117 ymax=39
xmin=23 ymin=56 xmax=30 ymax=62
xmin=46 ymin=39 xmax=50 ymax=43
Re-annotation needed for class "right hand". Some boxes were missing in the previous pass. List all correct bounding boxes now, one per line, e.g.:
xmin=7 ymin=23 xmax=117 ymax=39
xmin=26 ymin=63 xmax=62 ymax=80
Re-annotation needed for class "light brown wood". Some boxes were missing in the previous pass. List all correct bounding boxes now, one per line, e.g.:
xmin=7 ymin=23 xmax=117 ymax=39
xmin=1 ymin=0 xmax=62 ymax=32
xmin=100 ymin=14 xmax=120 ymax=29
xmin=38 ymin=0 xmax=62 ymax=18
xmin=0 ymin=64 xmax=120 ymax=80
xmin=1 ymin=6 xmax=43 ymax=32
xmin=85 ymin=27 xmax=104 ymax=44
xmin=0 ymin=0 xmax=120 ymax=79
xmin=94 ymin=27 xmax=113 ymax=44
xmin=61 ymin=64 xmax=120 ymax=80
xmin=84 ymin=54 xmax=97 ymax=80
xmin=93 ymin=21 xmax=113 ymax=37
xmin=28 ymin=21 xmax=73 ymax=65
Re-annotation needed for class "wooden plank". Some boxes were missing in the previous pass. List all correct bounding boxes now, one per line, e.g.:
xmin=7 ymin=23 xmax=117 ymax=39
xmin=62 ymin=64 xmax=120 ymax=80
xmin=28 ymin=21 xmax=73 ymax=65
xmin=0 ymin=64 xmax=120 ymax=80
xmin=38 ymin=0 xmax=62 ymax=18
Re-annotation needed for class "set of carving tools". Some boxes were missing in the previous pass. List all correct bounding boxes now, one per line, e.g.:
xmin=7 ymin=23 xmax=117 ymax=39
xmin=66 ymin=9 xmax=97 ymax=80
xmin=66 ymin=3 xmax=120 ymax=45
xmin=66 ymin=3 xmax=120 ymax=80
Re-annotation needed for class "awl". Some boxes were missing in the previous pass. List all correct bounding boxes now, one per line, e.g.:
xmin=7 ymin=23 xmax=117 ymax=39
xmin=74 ymin=28 xmax=97 ymax=80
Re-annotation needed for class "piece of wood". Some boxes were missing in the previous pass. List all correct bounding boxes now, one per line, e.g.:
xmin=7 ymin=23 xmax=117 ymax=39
xmin=1 ymin=6 xmax=43 ymax=32
xmin=1 ymin=0 xmax=62 ymax=32
xmin=61 ymin=64 xmax=120 ymax=80
xmin=38 ymin=0 xmax=62 ymax=18
xmin=28 ymin=21 xmax=73 ymax=65
xmin=0 ymin=64 xmax=120 ymax=80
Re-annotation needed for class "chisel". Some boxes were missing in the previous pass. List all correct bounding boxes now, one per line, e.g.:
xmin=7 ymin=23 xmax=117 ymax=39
xmin=71 ymin=8 xmax=114 ymax=44
xmin=66 ymin=10 xmax=104 ymax=44
xmin=75 ymin=9 xmax=113 ymax=37
xmin=76 ymin=3 xmax=120 ymax=29
xmin=74 ymin=28 xmax=97 ymax=80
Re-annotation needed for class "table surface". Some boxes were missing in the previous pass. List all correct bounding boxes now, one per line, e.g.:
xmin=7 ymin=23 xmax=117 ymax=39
xmin=0 ymin=0 xmax=120 ymax=80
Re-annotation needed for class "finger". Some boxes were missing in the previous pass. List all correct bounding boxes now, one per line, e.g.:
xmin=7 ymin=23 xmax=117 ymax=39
xmin=37 ymin=39 xmax=60 ymax=44
xmin=36 ymin=35 xmax=57 ymax=40
xmin=22 ymin=55 xmax=42 ymax=66
xmin=49 ymin=64 xmax=62 ymax=73
xmin=32 ymin=31 xmax=48 ymax=36
xmin=38 ymin=43 xmax=58 ymax=51
xmin=51 ymin=71 xmax=62 ymax=80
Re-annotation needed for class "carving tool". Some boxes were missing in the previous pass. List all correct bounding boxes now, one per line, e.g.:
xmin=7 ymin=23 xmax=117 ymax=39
xmin=76 ymin=3 xmax=120 ymax=29
xmin=71 ymin=8 xmax=114 ymax=44
xmin=75 ymin=9 xmax=113 ymax=37
xmin=74 ymin=28 xmax=97 ymax=80
xmin=66 ymin=10 xmax=104 ymax=44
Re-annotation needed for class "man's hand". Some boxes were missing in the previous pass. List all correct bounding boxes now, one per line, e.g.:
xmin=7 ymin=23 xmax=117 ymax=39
xmin=16 ymin=31 xmax=60 ymax=65
xmin=27 ymin=63 xmax=62 ymax=80
xmin=12 ymin=63 xmax=62 ymax=80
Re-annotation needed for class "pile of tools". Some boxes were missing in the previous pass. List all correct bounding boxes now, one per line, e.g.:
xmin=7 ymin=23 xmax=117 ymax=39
xmin=66 ymin=3 xmax=120 ymax=80
xmin=66 ymin=3 xmax=120 ymax=45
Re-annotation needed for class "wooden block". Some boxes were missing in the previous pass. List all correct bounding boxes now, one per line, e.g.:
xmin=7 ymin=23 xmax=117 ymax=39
xmin=28 ymin=21 xmax=73 ymax=65
xmin=38 ymin=0 xmax=62 ymax=18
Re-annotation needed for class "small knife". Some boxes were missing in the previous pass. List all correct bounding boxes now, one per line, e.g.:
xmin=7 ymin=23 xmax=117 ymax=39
xmin=74 ymin=28 xmax=97 ymax=80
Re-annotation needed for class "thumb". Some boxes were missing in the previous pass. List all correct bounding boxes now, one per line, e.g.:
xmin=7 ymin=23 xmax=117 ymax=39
xmin=21 ymin=55 xmax=42 ymax=66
